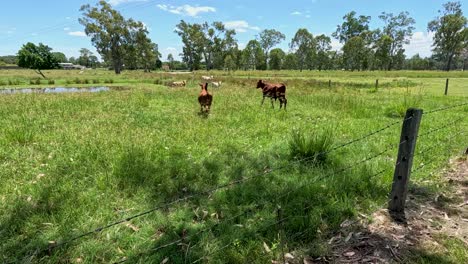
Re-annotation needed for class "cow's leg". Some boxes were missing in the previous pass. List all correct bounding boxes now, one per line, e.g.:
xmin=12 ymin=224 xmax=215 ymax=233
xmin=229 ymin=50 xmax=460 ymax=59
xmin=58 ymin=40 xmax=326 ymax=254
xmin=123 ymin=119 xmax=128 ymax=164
xmin=283 ymin=98 xmax=287 ymax=110
xmin=270 ymin=97 xmax=275 ymax=108
xmin=261 ymin=96 xmax=266 ymax=105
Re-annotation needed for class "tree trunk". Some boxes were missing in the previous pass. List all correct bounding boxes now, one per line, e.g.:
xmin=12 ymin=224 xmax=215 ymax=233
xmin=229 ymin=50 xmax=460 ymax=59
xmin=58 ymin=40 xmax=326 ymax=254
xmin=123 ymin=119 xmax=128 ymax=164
xmin=113 ymin=58 xmax=122 ymax=74
xmin=446 ymin=54 xmax=454 ymax=72
xmin=35 ymin=69 xmax=46 ymax=79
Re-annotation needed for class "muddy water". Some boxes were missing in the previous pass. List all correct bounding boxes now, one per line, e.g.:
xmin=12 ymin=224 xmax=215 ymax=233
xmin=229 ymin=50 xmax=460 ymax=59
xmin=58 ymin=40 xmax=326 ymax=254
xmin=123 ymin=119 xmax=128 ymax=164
xmin=0 ymin=87 xmax=126 ymax=94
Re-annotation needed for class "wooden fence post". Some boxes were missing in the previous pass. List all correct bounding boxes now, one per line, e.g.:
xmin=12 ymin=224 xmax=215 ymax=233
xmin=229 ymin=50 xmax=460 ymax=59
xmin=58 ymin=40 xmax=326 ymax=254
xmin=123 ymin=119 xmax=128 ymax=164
xmin=375 ymin=79 xmax=379 ymax=89
xmin=388 ymin=108 xmax=423 ymax=221
xmin=329 ymin=80 xmax=331 ymax=88
xmin=277 ymin=206 xmax=286 ymax=264
xmin=444 ymin=78 xmax=449 ymax=95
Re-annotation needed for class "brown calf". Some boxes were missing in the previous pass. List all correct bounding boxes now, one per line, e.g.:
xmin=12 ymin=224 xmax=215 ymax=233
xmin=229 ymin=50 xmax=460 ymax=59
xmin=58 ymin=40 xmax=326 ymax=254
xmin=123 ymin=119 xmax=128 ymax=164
xmin=198 ymin=82 xmax=213 ymax=113
xmin=256 ymin=79 xmax=287 ymax=110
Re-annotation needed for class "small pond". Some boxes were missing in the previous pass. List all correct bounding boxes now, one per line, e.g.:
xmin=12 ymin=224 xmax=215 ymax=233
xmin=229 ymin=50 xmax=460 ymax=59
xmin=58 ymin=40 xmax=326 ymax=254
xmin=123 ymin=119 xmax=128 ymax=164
xmin=0 ymin=86 xmax=126 ymax=94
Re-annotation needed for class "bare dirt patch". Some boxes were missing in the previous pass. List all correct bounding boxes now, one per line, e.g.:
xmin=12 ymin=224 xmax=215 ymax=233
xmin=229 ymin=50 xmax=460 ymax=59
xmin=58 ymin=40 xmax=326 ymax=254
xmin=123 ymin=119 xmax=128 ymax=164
xmin=311 ymin=157 xmax=468 ymax=263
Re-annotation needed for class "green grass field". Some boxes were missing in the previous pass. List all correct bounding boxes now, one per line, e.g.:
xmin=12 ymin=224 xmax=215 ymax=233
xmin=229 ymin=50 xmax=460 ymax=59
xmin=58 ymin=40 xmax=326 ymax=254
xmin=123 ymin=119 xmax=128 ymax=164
xmin=0 ymin=69 xmax=467 ymax=263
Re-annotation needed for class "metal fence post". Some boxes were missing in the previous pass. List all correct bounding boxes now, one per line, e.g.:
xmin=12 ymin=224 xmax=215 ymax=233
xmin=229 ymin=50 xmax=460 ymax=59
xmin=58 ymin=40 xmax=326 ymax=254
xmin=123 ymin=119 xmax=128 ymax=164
xmin=388 ymin=108 xmax=423 ymax=221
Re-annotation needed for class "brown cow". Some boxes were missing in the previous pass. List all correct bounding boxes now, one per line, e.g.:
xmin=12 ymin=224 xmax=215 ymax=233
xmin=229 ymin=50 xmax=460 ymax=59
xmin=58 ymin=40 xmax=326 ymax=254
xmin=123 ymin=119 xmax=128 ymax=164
xmin=198 ymin=82 xmax=213 ymax=113
xmin=256 ymin=79 xmax=287 ymax=110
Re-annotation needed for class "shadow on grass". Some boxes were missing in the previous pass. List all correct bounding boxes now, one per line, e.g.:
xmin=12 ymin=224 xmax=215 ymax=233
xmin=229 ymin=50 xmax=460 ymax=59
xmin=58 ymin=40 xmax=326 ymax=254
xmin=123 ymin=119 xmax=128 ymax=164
xmin=0 ymin=179 xmax=75 ymax=263
xmin=2 ymin=145 xmax=394 ymax=263
xmin=115 ymin=150 xmax=391 ymax=263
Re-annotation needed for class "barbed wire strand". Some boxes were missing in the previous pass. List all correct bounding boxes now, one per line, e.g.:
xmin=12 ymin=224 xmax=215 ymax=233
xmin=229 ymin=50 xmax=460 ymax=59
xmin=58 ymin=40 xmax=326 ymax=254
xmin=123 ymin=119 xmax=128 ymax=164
xmin=115 ymin=144 xmax=398 ymax=263
xmin=38 ymin=118 xmax=405 ymax=256
xmin=189 ymin=167 xmax=395 ymax=263
xmin=412 ymin=131 xmax=466 ymax=174
xmin=418 ymin=116 xmax=465 ymax=139
xmin=423 ymin=101 xmax=468 ymax=115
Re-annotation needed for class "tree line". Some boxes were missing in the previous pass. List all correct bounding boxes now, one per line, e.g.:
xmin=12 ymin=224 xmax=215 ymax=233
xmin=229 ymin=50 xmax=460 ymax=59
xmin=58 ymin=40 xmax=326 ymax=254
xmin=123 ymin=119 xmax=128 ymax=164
xmin=7 ymin=0 xmax=467 ymax=75
xmin=173 ymin=1 xmax=467 ymax=72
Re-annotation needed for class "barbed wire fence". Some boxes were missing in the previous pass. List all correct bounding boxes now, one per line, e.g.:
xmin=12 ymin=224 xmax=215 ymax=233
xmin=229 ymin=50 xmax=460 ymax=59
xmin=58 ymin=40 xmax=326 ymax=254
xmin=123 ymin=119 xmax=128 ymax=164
xmin=10 ymin=101 xmax=467 ymax=264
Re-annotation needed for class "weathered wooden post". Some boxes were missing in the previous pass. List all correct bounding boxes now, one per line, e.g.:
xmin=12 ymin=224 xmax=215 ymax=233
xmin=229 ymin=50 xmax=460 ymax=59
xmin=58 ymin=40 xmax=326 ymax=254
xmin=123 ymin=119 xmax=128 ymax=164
xmin=444 ymin=78 xmax=449 ymax=95
xmin=277 ymin=206 xmax=286 ymax=264
xmin=388 ymin=108 xmax=423 ymax=221
xmin=375 ymin=79 xmax=379 ymax=89
xmin=328 ymin=80 xmax=331 ymax=88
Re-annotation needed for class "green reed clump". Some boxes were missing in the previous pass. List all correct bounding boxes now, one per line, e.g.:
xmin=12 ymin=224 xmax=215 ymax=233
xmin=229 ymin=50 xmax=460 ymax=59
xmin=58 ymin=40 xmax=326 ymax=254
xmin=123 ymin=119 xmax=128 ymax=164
xmin=289 ymin=128 xmax=335 ymax=165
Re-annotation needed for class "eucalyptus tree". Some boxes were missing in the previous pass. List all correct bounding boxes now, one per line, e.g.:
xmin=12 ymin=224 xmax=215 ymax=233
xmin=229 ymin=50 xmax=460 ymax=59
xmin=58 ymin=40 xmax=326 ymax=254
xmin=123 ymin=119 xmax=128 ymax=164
xmin=333 ymin=11 xmax=371 ymax=43
xmin=242 ymin=40 xmax=265 ymax=70
xmin=79 ymin=1 xmax=131 ymax=74
xmin=269 ymin=48 xmax=286 ymax=70
xmin=52 ymin=52 xmax=67 ymax=63
xmin=290 ymin=28 xmax=316 ymax=71
xmin=428 ymin=1 xmax=468 ymax=71
xmin=377 ymin=11 xmax=415 ymax=70
xmin=315 ymin=34 xmax=332 ymax=71
xmin=258 ymin=29 xmax=285 ymax=68
xmin=128 ymin=21 xmax=160 ymax=72
xmin=175 ymin=20 xmax=204 ymax=71
xmin=333 ymin=11 xmax=374 ymax=71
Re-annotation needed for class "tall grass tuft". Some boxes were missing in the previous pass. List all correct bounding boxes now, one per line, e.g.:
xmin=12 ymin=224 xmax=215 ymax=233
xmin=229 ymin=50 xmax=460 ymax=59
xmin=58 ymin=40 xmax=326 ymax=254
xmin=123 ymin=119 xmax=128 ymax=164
xmin=289 ymin=128 xmax=334 ymax=165
xmin=8 ymin=79 xmax=20 ymax=85
xmin=5 ymin=125 xmax=35 ymax=145
xmin=48 ymin=79 xmax=55 ymax=85
xmin=30 ymin=79 xmax=41 ymax=85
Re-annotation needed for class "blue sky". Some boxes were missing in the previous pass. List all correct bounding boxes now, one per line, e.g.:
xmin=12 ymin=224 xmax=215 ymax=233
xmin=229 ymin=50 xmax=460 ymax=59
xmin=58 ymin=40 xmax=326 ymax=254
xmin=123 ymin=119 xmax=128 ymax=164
xmin=0 ymin=0 xmax=466 ymax=61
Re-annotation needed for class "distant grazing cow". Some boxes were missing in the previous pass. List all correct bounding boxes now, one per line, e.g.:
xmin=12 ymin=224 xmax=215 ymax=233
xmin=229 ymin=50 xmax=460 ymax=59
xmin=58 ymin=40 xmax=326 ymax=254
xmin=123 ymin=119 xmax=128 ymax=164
xmin=201 ymin=75 xmax=214 ymax=81
xmin=198 ymin=82 xmax=213 ymax=113
xmin=170 ymin=80 xmax=186 ymax=87
xmin=256 ymin=79 xmax=287 ymax=110
xmin=211 ymin=81 xmax=222 ymax=88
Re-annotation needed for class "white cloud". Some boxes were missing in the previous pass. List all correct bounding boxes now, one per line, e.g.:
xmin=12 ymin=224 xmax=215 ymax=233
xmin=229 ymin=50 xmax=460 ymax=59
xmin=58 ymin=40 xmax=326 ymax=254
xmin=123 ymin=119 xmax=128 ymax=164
xmin=141 ymin=22 xmax=151 ymax=31
xmin=224 ymin=20 xmax=260 ymax=33
xmin=404 ymin=31 xmax=434 ymax=57
xmin=108 ymin=0 xmax=147 ymax=6
xmin=162 ymin=47 xmax=181 ymax=61
xmin=68 ymin=31 xmax=87 ymax=37
xmin=291 ymin=11 xmax=302 ymax=16
xmin=330 ymin=38 xmax=343 ymax=51
xmin=0 ymin=26 xmax=16 ymax=35
xmin=157 ymin=4 xmax=216 ymax=17
xmin=165 ymin=47 xmax=178 ymax=54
